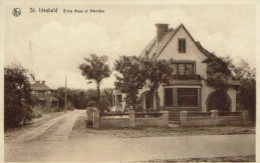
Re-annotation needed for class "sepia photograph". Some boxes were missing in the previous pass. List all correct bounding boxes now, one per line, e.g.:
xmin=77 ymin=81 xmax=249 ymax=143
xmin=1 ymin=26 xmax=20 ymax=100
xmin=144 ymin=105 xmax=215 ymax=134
xmin=1 ymin=0 xmax=258 ymax=162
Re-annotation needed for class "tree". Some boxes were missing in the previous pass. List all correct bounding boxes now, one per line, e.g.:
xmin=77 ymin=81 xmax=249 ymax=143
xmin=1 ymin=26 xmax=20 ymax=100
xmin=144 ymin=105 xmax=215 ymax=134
xmin=114 ymin=56 xmax=146 ymax=111
xmin=54 ymin=88 xmax=98 ymax=109
xmin=205 ymin=56 xmax=233 ymax=91
xmin=233 ymin=60 xmax=256 ymax=122
xmin=141 ymin=59 xmax=172 ymax=111
xmin=79 ymin=54 xmax=111 ymax=102
xmin=4 ymin=62 xmax=34 ymax=128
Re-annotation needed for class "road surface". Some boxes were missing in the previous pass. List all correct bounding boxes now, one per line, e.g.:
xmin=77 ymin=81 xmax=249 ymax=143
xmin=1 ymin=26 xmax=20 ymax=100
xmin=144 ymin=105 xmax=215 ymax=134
xmin=4 ymin=109 xmax=255 ymax=162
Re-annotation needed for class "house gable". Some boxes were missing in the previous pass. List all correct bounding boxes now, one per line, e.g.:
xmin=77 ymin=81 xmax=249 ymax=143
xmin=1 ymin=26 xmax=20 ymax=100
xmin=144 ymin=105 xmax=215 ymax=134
xmin=157 ymin=25 xmax=207 ymax=61
xmin=156 ymin=25 xmax=208 ymax=78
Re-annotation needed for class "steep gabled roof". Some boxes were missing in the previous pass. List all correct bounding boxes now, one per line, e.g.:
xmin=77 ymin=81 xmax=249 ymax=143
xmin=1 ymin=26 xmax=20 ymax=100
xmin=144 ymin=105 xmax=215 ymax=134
xmin=31 ymin=82 xmax=53 ymax=91
xmin=139 ymin=23 xmax=216 ymax=60
xmin=139 ymin=37 xmax=156 ymax=58
xmin=51 ymin=97 xmax=59 ymax=101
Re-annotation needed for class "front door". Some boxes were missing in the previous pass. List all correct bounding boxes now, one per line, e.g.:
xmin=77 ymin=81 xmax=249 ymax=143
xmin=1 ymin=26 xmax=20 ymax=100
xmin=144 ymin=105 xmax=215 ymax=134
xmin=146 ymin=92 xmax=153 ymax=111
xmin=207 ymin=91 xmax=231 ymax=111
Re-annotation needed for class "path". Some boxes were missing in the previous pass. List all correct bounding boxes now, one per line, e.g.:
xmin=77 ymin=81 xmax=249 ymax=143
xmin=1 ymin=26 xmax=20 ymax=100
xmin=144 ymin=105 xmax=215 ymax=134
xmin=10 ymin=109 xmax=85 ymax=143
xmin=5 ymin=134 xmax=255 ymax=162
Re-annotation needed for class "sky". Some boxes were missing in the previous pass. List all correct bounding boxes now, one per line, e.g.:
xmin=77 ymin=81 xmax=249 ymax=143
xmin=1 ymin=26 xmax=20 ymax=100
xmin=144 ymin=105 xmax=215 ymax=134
xmin=4 ymin=4 xmax=256 ymax=90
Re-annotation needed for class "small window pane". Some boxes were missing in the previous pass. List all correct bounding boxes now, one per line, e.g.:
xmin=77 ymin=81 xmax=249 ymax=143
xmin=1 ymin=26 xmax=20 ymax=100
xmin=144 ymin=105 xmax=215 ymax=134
xmin=171 ymin=64 xmax=177 ymax=75
xmin=185 ymin=64 xmax=194 ymax=75
xmin=178 ymin=64 xmax=185 ymax=75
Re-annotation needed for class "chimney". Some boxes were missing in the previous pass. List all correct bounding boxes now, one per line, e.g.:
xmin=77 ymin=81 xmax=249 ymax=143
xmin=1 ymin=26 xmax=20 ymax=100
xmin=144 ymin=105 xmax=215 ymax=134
xmin=155 ymin=23 xmax=169 ymax=43
xmin=42 ymin=81 xmax=45 ymax=84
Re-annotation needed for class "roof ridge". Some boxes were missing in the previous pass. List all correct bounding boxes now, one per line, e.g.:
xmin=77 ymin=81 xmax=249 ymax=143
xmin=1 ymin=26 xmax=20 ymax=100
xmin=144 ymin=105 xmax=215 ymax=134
xmin=31 ymin=82 xmax=53 ymax=91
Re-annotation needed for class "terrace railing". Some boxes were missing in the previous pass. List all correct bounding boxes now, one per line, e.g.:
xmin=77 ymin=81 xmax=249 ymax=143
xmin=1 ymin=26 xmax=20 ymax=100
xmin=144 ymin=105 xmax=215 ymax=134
xmin=171 ymin=74 xmax=201 ymax=80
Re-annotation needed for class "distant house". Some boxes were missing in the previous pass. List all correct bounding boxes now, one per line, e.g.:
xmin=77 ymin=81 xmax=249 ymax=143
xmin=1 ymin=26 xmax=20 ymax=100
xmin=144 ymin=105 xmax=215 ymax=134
xmin=31 ymin=81 xmax=59 ymax=108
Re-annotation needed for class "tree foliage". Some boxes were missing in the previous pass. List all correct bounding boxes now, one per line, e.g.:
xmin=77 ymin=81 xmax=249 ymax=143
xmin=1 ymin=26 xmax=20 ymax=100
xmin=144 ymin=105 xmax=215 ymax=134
xmin=114 ymin=56 xmax=146 ymax=110
xmin=233 ymin=60 xmax=256 ymax=122
xmin=114 ymin=56 xmax=172 ymax=111
xmin=140 ymin=59 xmax=172 ymax=111
xmin=101 ymin=88 xmax=114 ymax=106
xmin=205 ymin=56 xmax=233 ymax=91
xmin=53 ymin=87 xmax=113 ymax=111
xmin=4 ymin=63 xmax=34 ymax=128
xmin=79 ymin=54 xmax=111 ymax=101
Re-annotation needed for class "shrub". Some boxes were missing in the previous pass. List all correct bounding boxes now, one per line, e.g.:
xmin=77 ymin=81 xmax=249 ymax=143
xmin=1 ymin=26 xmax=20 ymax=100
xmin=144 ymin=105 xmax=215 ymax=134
xmin=4 ymin=63 xmax=34 ymax=128
xmin=87 ymin=100 xmax=97 ymax=107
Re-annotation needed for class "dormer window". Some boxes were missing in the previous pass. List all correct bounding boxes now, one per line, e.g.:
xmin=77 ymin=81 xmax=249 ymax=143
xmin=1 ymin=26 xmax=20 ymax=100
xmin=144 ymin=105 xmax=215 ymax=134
xmin=178 ymin=38 xmax=186 ymax=53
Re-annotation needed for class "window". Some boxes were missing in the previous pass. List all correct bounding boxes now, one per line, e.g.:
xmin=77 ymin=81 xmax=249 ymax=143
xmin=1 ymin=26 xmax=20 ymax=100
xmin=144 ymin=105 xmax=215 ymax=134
xmin=171 ymin=63 xmax=194 ymax=75
xmin=164 ymin=88 xmax=173 ymax=106
xmin=45 ymin=91 xmax=51 ymax=95
xmin=31 ymin=91 xmax=37 ymax=95
xmin=178 ymin=88 xmax=198 ymax=107
xmin=178 ymin=38 xmax=186 ymax=53
xmin=178 ymin=64 xmax=185 ymax=75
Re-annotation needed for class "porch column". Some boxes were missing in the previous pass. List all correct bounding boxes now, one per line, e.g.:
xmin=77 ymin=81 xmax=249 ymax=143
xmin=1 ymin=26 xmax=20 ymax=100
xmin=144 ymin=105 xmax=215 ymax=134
xmin=122 ymin=93 xmax=126 ymax=110
xmin=115 ymin=94 xmax=118 ymax=106
xmin=198 ymin=88 xmax=202 ymax=111
xmin=173 ymin=88 xmax=178 ymax=107
xmin=143 ymin=95 xmax=146 ymax=110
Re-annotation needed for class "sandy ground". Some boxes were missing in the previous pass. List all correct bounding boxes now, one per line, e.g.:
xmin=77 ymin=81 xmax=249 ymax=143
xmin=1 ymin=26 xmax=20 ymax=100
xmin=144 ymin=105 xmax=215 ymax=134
xmin=5 ymin=134 xmax=255 ymax=162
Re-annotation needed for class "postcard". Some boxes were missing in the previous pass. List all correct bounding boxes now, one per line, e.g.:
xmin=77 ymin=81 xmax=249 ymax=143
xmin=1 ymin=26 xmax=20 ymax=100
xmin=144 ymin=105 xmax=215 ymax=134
xmin=1 ymin=0 xmax=258 ymax=162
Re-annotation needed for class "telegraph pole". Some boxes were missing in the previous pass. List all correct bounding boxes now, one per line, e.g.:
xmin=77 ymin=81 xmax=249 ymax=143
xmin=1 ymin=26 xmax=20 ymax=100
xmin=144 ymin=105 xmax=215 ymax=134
xmin=29 ymin=41 xmax=32 ymax=69
xmin=65 ymin=74 xmax=67 ymax=110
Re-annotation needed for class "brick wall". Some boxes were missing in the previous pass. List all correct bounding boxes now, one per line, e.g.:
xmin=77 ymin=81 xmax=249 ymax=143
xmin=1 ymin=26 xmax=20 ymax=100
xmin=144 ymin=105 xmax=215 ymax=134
xmin=100 ymin=117 xmax=129 ymax=129
xmin=91 ymin=110 xmax=169 ymax=129
xmin=180 ymin=110 xmax=249 ymax=126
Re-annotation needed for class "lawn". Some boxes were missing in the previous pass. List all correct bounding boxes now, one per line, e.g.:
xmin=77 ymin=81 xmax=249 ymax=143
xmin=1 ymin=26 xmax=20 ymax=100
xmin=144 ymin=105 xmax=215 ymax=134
xmin=69 ymin=116 xmax=255 ymax=140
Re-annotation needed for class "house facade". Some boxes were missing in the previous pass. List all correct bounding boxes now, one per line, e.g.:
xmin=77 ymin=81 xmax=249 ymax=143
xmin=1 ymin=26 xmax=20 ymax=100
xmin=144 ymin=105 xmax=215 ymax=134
xmin=31 ymin=81 xmax=59 ymax=108
xmin=137 ymin=23 xmax=239 ymax=122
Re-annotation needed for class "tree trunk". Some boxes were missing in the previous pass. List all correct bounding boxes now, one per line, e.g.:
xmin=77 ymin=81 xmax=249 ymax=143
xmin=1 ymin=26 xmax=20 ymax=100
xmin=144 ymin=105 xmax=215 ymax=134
xmin=133 ymin=104 xmax=136 ymax=111
xmin=97 ymin=82 xmax=103 ymax=115
xmin=97 ymin=82 xmax=100 ymax=101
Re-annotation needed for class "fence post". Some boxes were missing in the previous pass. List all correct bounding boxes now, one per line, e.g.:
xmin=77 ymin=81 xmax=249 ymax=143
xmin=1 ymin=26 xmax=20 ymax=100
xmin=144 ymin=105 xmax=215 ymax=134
xmin=129 ymin=110 xmax=136 ymax=128
xmin=93 ymin=110 xmax=100 ymax=129
xmin=242 ymin=110 xmax=249 ymax=125
xmin=162 ymin=111 xmax=169 ymax=126
xmin=180 ymin=111 xmax=188 ymax=126
xmin=210 ymin=110 xmax=219 ymax=118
